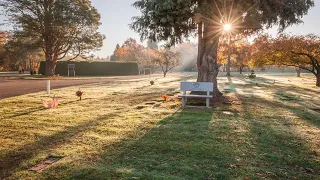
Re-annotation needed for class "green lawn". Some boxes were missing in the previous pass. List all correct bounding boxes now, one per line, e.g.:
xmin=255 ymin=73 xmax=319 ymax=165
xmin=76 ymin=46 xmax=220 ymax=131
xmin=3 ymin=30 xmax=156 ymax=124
xmin=0 ymin=74 xmax=319 ymax=179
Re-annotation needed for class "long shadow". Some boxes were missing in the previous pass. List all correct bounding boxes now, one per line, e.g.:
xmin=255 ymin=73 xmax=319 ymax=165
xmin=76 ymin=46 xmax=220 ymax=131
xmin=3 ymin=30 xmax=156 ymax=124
xmin=222 ymin=77 xmax=319 ymax=179
xmin=256 ymin=94 xmax=319 ymax=127
xmin=0 ymin=77 xmax=194 ymax=179
xmin=1 ymin=107 xmax=44 ymax=120
xmin=0 ymin=100 xmax=86 ymax=120
xmin=240 ymin=96 xmax=320 ymax=179
xmin=247 ymin=81 xmax=319 ymax=127
xmin=41 ymin=108 xmax=254 ymax=179
xmin=0 ymin=110 xmax=123 ymax=179
xmin=242 ymin=76 xmax=319 ymax=94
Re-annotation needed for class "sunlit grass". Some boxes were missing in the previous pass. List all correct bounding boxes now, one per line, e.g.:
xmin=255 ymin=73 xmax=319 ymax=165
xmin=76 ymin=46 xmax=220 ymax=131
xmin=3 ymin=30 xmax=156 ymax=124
xmin=0 ymin=73 xmax=319 ymax=179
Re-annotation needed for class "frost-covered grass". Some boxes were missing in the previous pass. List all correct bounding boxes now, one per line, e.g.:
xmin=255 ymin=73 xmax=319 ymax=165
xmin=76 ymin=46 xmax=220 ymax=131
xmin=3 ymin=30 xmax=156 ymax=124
xmin=0 ymin=73 xmax=319 ymax=179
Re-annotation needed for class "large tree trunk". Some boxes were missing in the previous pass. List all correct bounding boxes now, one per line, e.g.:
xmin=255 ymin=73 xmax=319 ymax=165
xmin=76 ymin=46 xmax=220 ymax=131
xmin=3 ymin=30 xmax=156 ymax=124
xmin=197 ymin=23 xmax=222 ymax=98
xmin=316 ymin=74 xmax=320 ymax=87
xmin=44 ymin=50 xmax=57 ymax=76
xmin=43 ymin=1 xmax=56 ymax=76
xmin=45 ymin=60 xmax=56 ymax=76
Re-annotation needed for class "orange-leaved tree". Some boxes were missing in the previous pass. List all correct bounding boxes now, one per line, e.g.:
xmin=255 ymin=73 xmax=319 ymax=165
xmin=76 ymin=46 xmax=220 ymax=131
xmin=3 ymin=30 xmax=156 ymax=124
xmin=218 ymin=37 xmax=251 ymax=74
xmin=115 ymin=38 xmax=145 ymax=62
xmin=149 ymin=50 xmax=181 ymax=77
xmin=249 ymin=34 xmax=320 ymax=86
xmin=0 ymin=31 xmax=12 ymax=70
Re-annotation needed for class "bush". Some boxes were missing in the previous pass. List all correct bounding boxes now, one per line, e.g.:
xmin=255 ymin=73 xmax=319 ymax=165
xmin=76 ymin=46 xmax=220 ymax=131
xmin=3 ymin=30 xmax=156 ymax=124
xmin=39 ymin=61 xmax=139 ymax=76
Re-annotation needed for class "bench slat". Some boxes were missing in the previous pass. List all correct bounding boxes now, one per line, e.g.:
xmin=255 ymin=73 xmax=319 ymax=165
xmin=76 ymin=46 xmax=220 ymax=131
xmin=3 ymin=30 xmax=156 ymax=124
xmin=180 ymin=82 xmax=213 ymax=91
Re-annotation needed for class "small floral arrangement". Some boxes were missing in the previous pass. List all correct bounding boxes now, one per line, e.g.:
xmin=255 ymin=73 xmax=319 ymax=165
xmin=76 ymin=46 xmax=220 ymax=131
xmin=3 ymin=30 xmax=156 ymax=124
xmin=249 ymin=70 xmax=256 ymax=78
xmin=162 ymin=94 xmax=169 ymax=101
xmin=76 ymin=89 xmax=84 ymax=100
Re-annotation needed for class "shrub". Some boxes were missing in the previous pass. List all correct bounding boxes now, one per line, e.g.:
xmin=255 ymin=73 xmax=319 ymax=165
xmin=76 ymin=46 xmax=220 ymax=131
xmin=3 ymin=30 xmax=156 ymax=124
xmin=39 ymin=61 xmax=139 ymax=76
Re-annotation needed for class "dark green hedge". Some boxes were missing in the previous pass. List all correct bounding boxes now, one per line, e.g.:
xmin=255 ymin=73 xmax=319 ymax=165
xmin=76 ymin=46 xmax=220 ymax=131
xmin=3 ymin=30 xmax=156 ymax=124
xmin=39 ymin=61 xmax=139 ymax=76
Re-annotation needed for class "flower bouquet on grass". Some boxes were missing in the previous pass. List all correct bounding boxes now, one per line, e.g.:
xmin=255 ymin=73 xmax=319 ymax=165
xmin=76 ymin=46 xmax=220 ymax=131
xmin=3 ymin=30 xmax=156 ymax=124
xmin=162 ymin=94 xmax=169 ymax=102
xmin=76 ymin=89 xmax=84 ymax=100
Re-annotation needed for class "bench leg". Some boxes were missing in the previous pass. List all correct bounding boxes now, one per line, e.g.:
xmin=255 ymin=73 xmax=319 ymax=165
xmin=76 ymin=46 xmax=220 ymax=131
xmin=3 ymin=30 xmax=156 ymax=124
xmin=206 ymin=98 xmax=210 ymax=108
xmin=182 ymin=97 xmax=186 ymax=107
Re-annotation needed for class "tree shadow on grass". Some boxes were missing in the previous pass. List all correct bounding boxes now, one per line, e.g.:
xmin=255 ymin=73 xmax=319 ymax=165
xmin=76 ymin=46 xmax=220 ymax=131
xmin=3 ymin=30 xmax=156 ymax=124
xmin=220 ymin=77 xmax=319 ymax=179
xmin=240 ymin=97 xmax=320 ymax=179
xmin=0 ymin=107 xmax=45 ymax=120
xmin=0 ymin=100 xmax=85 ymax=120
xmin=228 ymin=76 xmax=319 ymax=127
xmin=0 ymin=111 xmax=122 ymax=179
xmin=41 ymin=108 xmax=255 ymax=179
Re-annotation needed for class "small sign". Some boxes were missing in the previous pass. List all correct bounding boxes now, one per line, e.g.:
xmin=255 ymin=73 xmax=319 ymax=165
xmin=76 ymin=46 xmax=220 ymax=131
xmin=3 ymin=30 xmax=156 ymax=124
xmin=67 ymin=64 xmax=76 ymax=76
xmin=192 ymin=82 xmax=201 ymax=89
xmin=68 ymin=64 xmax=75 ymax=69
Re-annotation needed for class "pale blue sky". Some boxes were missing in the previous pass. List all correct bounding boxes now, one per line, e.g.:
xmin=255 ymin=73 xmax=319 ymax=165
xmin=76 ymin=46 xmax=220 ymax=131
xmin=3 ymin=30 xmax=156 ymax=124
xmin=1 ymin=0 xmax=319 ymax=57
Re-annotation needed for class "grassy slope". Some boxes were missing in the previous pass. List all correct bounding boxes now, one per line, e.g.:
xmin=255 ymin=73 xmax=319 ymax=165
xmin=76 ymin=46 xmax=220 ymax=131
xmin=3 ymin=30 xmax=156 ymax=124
xmin=0 ymin=74 xmax=319 ymax=179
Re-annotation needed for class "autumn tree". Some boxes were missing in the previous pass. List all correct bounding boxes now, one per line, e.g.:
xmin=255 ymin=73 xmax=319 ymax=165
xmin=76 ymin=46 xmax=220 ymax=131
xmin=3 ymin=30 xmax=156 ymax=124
xmin=114 ymin=38 xmax=154 ymax=68
xmin=249 ymin=34 xmax=320 ymax=87
xmin=110 ymin=44 xmax=121 ymax=62
xmin=0 ymin=0 xmax=104 ymax=76
xmin=150 ymin=50 xmax=181 ymax=77
xmin=116 ymin=38 xmax=145 ymax=62
xmin=5 ymin=35 xmax=45 ymax=72
xmin=131 ymin=0 xmax=314 ymax=97
xmin=219 ymin=38 xmax=250 ymax=74
xmin=0 ymin=31 xmax=11 ymax=70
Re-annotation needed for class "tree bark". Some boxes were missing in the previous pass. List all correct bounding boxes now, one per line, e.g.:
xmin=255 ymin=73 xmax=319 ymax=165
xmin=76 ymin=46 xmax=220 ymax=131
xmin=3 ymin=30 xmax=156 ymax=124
xmin=197 ymin=24 xmax=222 ymax=97
xmin=239 ymin=67 xmax=243 ymax=74
xmin=163 ymin=71 xmax=167 ymax=77
xmin=43 ymin=1 xmax=56 ymax=76
xmin=295 ymin=67 xmax=301 ymax=77
xmin=45 ymin=59 xmax=56 ymax=76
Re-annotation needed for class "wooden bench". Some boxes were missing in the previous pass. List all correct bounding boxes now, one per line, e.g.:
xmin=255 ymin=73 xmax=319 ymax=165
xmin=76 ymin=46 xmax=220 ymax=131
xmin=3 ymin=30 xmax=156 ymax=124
xmin=180 ymin=82 xmax=213 ymax=108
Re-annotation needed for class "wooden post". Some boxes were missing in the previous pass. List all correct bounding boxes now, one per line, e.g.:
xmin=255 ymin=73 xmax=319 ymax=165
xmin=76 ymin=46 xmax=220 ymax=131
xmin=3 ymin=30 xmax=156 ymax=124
xmin=46 ymin=80 xmax=51 ymax=95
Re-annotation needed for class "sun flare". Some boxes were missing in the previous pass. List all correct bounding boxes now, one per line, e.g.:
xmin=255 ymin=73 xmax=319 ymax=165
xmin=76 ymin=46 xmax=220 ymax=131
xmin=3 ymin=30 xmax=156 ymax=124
xmin=224 ymin=24 xmax=232 ymax=31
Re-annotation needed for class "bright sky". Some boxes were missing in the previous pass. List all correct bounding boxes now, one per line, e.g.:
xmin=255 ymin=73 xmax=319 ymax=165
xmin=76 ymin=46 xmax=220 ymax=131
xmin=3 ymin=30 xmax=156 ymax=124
xmin=1 ymin=0 xmax=319 ymax=58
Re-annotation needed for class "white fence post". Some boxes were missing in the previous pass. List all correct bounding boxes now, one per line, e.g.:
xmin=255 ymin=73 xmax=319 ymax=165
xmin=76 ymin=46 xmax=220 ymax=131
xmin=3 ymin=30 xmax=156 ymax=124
xmin=46 ymin=80 xmax=51 ymax=95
